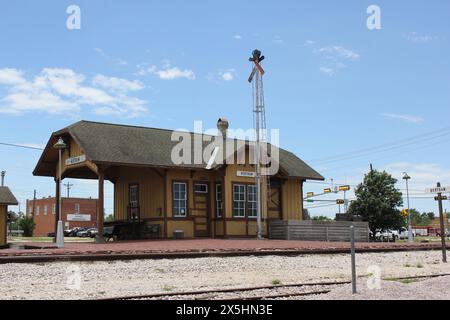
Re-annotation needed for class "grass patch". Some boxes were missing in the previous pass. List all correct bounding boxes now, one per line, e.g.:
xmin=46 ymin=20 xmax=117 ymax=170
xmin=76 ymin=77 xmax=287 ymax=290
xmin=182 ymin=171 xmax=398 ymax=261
xmin=162 ymin=285 xmax=176 ymax=292
xmin=271 ymin=279 xmax=282 ymax=286
xmin=384 ymin=277 xmax=420 ymax=284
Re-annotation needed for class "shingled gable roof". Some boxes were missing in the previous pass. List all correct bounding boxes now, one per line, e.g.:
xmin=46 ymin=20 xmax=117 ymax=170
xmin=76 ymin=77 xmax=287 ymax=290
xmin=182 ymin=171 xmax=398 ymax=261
xmin=33 ymin=121 xmax=324 ymax=181
xmin=0 ymin=187 xmax=18 ymax=205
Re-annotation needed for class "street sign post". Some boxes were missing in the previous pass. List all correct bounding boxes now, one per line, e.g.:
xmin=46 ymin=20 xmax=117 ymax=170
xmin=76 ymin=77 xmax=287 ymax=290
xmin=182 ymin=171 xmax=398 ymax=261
xmin=427 ymin=183 xmax=447 ymax=263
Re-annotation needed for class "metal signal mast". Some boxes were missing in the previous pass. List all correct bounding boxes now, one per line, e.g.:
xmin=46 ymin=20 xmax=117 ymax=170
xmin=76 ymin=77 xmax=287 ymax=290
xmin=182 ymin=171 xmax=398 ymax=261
xmin=248 ymin=49 xmax=267 ymax=240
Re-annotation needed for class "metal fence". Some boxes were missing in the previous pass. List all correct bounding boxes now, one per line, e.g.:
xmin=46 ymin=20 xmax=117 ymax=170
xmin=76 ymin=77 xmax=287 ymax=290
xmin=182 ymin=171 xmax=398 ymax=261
xmin=269 ymin=220 xmax=370 ymax=242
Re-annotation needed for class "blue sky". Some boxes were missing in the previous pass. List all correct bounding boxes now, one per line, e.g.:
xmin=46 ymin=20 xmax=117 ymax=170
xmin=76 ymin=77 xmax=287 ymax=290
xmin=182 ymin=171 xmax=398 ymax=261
xmin=0 ymin=0 xmax=449 ymax=218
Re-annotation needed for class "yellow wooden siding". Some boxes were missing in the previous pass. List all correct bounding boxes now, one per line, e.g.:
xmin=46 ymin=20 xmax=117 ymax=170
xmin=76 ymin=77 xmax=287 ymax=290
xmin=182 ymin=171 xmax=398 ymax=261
xmin=282 ymin=178 xmax=302 ymax=220
xmin=0 ymin=205 xmax=6 ymax=246
xmin=114 ymin=167 xmax=164 ymax=220
xmin=59 ymin=137 xmax=98 ymax=177
xmin=167 ymin=220 xmax=194 ymax=238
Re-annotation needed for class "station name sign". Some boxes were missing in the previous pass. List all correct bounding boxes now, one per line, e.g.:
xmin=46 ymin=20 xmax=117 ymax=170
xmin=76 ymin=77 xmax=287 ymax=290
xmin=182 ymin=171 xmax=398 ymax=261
xmin=237 ymin=171 xmax=256 ymax=178
xmin=67 ymin=214 xmax=91 ymax=222
xmin=425 ymin=186 xmax=450 ymax=194
xmin=65 ymin=154 xmax=86 ymax=166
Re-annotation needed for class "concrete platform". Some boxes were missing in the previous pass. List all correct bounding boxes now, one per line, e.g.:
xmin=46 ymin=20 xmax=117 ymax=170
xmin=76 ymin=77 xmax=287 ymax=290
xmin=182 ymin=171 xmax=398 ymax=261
xmin=0 ymin=239 xmax=448 ymax=264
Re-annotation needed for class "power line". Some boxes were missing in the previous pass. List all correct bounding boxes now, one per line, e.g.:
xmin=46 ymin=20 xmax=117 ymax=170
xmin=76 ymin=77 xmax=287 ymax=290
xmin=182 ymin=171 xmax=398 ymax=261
xmin=309 ymin=126 xmax=450 ymax=165
xmin=0 ymin=142 xmax=44 ymax=151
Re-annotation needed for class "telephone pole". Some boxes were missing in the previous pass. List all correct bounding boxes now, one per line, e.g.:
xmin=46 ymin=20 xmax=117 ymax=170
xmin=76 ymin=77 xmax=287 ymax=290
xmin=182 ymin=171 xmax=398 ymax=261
xmin=63 ymin=182 xmax=73 ymax=198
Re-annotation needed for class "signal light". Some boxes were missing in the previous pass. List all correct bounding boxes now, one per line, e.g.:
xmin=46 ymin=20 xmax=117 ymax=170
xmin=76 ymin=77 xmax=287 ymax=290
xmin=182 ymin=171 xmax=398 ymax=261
xmin=339 ymin=185 xmax=351 ymax=191
xmin=306 ymin=192 xmax=314 ymax=197
xmin=336 ymin=199 xmax=345 ymax=205
xmin=324 ymin=188 xmax=332 ymax=193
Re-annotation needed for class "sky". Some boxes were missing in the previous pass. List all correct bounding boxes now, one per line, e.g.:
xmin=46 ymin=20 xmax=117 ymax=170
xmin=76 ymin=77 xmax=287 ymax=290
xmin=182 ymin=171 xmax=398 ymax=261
xmin=0 ymin=0 xmax=449 ymax=218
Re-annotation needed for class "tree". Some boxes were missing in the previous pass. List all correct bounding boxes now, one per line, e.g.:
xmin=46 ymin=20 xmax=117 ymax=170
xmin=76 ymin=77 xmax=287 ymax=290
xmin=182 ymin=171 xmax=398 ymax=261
xmin=18 ymin=216 xmax=36 ymax=237
xmin=105 ymin=214 xmax=114 ymax=222
xmin=348 ymin=169 xmax=404 ymax=236
xmin=311 ymin=215 xmax=333 ymax=222
xmin=303 ymin=209 xmax=311 ymax=220
xmin=409 ymin=209 xmax=433 ymax=226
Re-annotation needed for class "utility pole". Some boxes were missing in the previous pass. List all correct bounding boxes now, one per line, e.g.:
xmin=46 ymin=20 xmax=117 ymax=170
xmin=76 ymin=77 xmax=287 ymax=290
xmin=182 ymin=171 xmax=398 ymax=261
xmin=1 ymin=171 xmax=5 ymax=186
xmin=32 ymin=189 xmax=36 ymax=218
xmin=63 ymin=182 xmax=73 ymax=198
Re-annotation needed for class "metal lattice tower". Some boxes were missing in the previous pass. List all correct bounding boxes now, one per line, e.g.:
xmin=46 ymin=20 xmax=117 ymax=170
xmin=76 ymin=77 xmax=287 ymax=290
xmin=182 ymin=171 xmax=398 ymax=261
xmin=248 ymin=49 xmax=269 ymax=240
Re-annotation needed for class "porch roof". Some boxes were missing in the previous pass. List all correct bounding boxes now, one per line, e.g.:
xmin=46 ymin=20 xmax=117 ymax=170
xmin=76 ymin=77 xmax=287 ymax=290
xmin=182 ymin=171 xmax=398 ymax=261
xmin=0 ymin=187 xmax=18 ymax=205
xmin=33 ymin=120 xmax=324 ymax=181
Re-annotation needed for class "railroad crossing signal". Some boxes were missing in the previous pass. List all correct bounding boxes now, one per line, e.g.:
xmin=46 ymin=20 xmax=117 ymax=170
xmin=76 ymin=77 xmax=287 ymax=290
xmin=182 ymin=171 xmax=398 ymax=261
xmin=306 ymin=192 xmax=314 ymax=197
xmin=248 ymin=49 xmax=265 ymax=83
xmin=324 ymin=188 xmax=332 ymax=193
xmin=336 ymin=199 xmax=345 ymax=205
xmin=339 ymin=185 xmax=351 ymax=191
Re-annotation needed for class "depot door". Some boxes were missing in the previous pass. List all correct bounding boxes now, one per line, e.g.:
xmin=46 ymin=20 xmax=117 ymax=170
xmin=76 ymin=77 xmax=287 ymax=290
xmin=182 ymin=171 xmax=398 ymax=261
xmin=192 ymin=182 xmax=210 ymax=237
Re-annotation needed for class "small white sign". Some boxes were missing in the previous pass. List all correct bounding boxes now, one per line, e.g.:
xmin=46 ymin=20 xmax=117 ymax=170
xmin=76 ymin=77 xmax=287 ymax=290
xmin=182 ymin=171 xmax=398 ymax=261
xmin=65 ymin=154 xmax=86 ymax=166
xmin=67 ymin=214 xmax=91 ymax=222
xmin=425 ymin=186 xmax=450 ymax=194
xmin=237 ymin=171 xmax=256 ymax=178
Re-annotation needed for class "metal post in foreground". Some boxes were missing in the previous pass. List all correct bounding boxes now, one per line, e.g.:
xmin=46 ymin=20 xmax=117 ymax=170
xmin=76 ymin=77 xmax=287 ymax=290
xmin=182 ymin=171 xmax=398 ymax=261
xmin=403 ymin=172 xmax=413 ymax=243
xmin=350 ymin=225 xmax=357 ymax=294
xmin=436 ymin=182 xmax=447 ymax=263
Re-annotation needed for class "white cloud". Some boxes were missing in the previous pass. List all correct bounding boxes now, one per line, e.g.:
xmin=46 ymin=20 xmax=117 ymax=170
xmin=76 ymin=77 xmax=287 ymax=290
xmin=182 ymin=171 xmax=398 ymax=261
xmin=385 ymin=162 xmax=450 ymax=189
xmin=0 ymin=68 xmax=26 ymax=85
xmin=319 ymin=63 xmax=345 ymax=77
xmin=317 ymin=46 xmax=360 ymax=60
xmin=136 ymin=63 xmax=195 ymax=80
xmin=303 ymin=40 xmax=316 ymax=47
xmin=405 ymin=32 xmax=438 ymax=43
xmin=219 ymin=69 xmax=236 ymax=81
xmin=92 ymin=75 xmax=144 ymax=92
xmin=233 ymin=34 xmax=242 ymax=40
xmin=93 ymin=48 xmax=128 ymax=66
xmin=0 ymin=68 xmax=148 ymax=117
xmin=381 ymin=113 xmax=424 ymax=124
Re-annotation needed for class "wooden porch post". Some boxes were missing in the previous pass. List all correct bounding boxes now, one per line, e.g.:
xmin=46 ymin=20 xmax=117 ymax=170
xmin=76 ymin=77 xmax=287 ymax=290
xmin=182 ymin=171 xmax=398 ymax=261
xmin=96 ymin=169 xmax=105 ymax=243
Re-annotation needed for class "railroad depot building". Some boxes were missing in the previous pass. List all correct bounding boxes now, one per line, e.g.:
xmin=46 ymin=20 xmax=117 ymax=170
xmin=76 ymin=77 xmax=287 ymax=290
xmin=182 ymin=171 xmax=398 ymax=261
xmin=33 ymin=120 xmax=324 ymax=239
xmin=26 ymin=196 xmax=98 ymax=237
xmin=0 ymin=187 xmax=18 ymax=247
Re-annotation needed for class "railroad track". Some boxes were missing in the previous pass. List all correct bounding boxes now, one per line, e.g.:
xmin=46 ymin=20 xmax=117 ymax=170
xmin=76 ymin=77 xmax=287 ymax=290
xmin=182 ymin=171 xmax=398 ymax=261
xmin=98 ymin=273 xmax=450 ymax=301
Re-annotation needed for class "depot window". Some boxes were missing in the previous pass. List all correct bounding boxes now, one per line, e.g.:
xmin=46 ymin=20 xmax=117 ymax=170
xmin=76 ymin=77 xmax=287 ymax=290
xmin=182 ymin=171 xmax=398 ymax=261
xmin=173 ymin=182 xmax=187 ymax=217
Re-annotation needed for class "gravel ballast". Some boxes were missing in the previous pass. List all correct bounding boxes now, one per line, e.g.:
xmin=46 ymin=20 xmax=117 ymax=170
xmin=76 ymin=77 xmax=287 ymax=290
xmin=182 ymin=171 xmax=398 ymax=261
xmin=0 ymin=250 xmax=449 ymax=300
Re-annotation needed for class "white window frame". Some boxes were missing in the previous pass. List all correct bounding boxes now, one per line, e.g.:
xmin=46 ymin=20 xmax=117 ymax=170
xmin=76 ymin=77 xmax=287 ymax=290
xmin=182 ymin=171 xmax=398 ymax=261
xmin=216 ymin=184 xmax=223 ymax=218
xmin=74 ymin=203 xmax=80 ymax=214
xmin=52 ymin=204 xmax=56 ymax=215
xmin=247 ymin=185 xmax=257 ymax=218
xmin=173 ymin=182 xmax=187 ymax=217
xmin=44 ymin=205 xmax=48 ymax=215
xmin=129 ymin=185 xmax=139 ymax=208
xmin=36 ymin=205 xmax=40 ymax=216
xmin=233 ymin=184 xmax=246 ymax=218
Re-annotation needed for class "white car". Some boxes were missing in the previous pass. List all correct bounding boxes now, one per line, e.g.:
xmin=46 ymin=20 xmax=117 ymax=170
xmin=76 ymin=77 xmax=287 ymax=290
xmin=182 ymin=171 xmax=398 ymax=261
xmin=375 ymin=230 xmax=398 ymax=242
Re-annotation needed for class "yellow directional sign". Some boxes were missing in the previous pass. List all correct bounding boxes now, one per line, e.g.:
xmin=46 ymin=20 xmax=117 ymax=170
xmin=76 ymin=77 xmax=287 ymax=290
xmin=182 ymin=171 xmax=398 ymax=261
xmin=401 ymin=209 xmax=409 ymax=217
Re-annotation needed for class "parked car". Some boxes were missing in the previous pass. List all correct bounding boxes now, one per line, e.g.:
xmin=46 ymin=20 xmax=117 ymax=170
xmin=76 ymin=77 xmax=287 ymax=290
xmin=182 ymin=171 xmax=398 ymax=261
xmin=87 ymin=228 xmax=98 ymax=238
xmin=374 ymin=230 xmax=398 ymax=242
xmin=76 ymin=228 xmax=90 ymax=237
xmin=436 ymin=230 xmax=450 ymax=237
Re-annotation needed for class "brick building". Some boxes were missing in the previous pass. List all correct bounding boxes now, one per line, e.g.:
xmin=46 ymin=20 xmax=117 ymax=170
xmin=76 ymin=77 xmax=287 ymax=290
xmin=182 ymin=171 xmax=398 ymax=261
xmin=26 ymin=197 xmax=98 ymax=237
